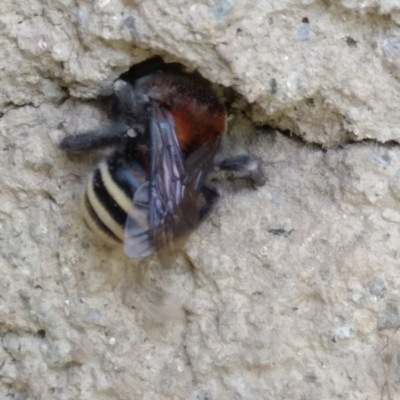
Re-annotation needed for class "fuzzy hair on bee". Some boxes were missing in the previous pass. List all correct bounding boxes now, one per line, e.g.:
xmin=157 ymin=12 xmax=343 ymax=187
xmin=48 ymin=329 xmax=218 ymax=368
xmin=60 ymin=56 xmax=264 ymax=266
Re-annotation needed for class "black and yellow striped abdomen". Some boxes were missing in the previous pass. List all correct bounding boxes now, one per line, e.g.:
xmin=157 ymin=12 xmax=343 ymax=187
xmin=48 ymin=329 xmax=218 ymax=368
xmin=81 ymin=150 xmax=148 ymax=245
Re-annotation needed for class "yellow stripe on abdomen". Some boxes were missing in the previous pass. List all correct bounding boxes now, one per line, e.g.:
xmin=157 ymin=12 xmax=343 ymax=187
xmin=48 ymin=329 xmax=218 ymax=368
xmin=85 ymin=172 xmax=125 ymax=241
xmin=99 ymin=161 xmax=133 ymax=214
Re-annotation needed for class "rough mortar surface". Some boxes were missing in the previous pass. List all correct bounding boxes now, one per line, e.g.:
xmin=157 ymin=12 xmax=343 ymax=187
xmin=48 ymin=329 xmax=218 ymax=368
xmin=2 ymin=1 xmax=400 ymax=145
xmin=1 ymin=1 xmax=400 ymax=400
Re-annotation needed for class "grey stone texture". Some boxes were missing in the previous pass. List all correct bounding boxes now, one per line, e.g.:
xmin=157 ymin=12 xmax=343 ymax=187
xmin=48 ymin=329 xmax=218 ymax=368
xmin=1 ymin=1 xmax=400 ymax=399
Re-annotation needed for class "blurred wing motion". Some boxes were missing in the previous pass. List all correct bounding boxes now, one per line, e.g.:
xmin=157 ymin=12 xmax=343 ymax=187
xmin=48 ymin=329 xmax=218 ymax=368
xmin=123 ymin=203 xmax=153 ymax=258
xmin=123 ymin=177 xmax=153 ymax=258
xmin=148 ymin=104 xmax=220 ymax=266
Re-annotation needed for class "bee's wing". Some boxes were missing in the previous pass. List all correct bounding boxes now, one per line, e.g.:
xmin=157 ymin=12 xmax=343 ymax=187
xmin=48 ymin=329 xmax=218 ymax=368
xmin=123 ymin=176 xmax=153 ymax=258
xmin=184 ymin=136 xmax=221 ymax=192
xmin=124 ymin=205 xmax=154 ymax=258
xmin=148 ymin=105 xmax=220 ymax=266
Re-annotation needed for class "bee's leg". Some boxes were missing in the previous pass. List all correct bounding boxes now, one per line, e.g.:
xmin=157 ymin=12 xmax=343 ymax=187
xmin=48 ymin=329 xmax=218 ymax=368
xmin=218 ymin=154 xmax=266 ymax=187
xmin=199 ymin=186 xmax=219 ymax=222
xmin=112 ymin=79 xmax=148 ymax=120
xmin=60 ymin=80 xmax=147 ymax=153
xmin=59 ymin=122 xmax=131 ymax=153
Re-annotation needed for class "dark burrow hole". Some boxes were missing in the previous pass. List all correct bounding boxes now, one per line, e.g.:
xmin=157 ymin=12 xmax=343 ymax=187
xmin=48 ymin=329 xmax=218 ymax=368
xmin=37 ymin=329 xmax=46 ymax=338
xmin=345 ymin=36 xmax=357 ymax=47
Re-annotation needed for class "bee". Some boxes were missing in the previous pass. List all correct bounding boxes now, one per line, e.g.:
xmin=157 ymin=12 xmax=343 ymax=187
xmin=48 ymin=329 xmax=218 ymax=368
xmin=60 ymin=57 xmax=264 ymax=266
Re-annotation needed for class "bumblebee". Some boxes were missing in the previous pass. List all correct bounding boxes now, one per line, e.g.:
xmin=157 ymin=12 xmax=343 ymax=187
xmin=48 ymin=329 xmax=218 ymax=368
xmin=60 ymin=57 xmax=263 ymax=266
